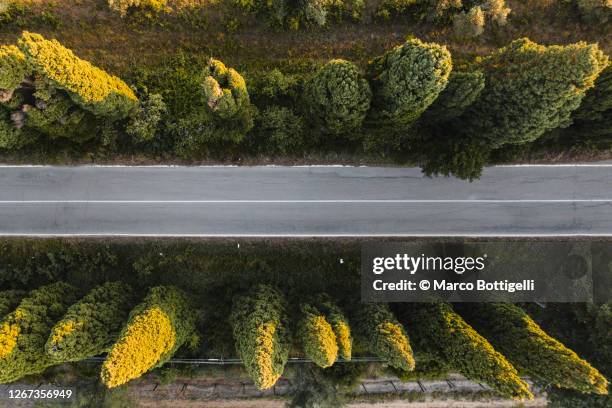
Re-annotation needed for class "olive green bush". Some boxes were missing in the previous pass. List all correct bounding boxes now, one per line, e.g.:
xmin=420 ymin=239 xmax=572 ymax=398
xmin=353 ymin=303 xmax=415 ymax=372
xmin=45 ymin=282 xmax=135 ymax=363
xmin=101 ymin=286 xmax=196 ymax=388
xmin=457 ymin=303 xmax=608 ymax=394
xmin=463 ymin=38 xmax=608 ymax=146
xmin=298 ymin=304 xmax=338 ymax=368
xmin=0 ymin=290 xmax=25 ymax=318
xmin=403 ymin=303 xmax=532 ymax=400
xmin=0 ymin=282 xmax=79 ymax=383
xmin=367 ymin=38 xmax=452 ymax=134
xmin=229 ymin=285 xmax=291 ymax=390
xmin=254 ymin=106 xmax=304 ymax=154
xmin=303 ymin=59 xmax=371 ymax=136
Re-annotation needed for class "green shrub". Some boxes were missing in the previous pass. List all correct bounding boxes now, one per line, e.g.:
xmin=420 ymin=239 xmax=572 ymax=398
xmin=254 ymin=105 xmax=304 ymax=155
xmin=0 ymin=290 xmax=25 ymax=318
xmin=298 ymin=304 xmax=338 ymax=368
xmin=422 ymin=70 xmax=485 ymax=124
xmin=304 ymin=59 xmax=371 ymax=136
xmin=353 ymin=303 xmax=415 ymax=372
xmin=229 ymin=285 xmax=290 ymax=390
xmin=457 ymin=303 xmax=608 ymax=394
xmin=126 ymin=93 xmax=167 ymax=142
xmin=463 ymin=38 xmax=608 ymax=147
xmin=576 ymin=0 xmax=611 ymax=24
xmin=203 ymin=59 xmax=251 ymax=122
xmin=249 ymin=68 xmax=300 ymax=106
xmin=101 ymin=286 xmax=196 ymax=388
xmin=45 ymin=282 xmax=135 ymax=363
xmin=0 ymin=282 xmax=79 ymax=383
xmin=367 ymin=37 xmax=452 ymax=137
xmin=402 ymin=303 xmax=533 ymax=400
xmin=18 ymin=32 xmax=138 ymax=119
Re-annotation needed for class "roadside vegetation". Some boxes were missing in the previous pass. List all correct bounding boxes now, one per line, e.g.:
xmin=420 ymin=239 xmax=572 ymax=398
xmin=0 ymin=0 xmax=609 ymax=179
xmin=0 ymin=238 xmax=609 ymax=407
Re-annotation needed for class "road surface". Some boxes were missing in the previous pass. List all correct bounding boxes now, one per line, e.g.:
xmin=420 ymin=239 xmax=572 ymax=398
xmin=0 ymin=165 xmax=610 ymax=236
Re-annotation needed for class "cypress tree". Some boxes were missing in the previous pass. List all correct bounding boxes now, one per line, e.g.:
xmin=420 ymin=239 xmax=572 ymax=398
xmin=401 ymin=303 xmax=533 ymax=400
xmin=0 ymin=283 xmax=79 ymax=383
xmin=229 ymin=285 xmax=291 ymax=390
xmin=298 ymin=304 xmax=338 ymax=368
xmin=303 ymin=59 xmax=372 ymax=136
xmin=463 ymin=38 xmax=608 ymax=147
xmin=46 ymin=282 xmax=134 ymax=362
xmin=101 ymin=286 xmax=196 ymax=388
xmin=353 ymin=303 xmax=415 ymax=372
xmin=456 ymin=303 xmax=609 ymax=394
xmin=367 ymin=38 xmax=452 ymax=131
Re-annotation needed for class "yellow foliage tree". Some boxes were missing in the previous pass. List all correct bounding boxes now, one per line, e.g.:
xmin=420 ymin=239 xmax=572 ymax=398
xmin=298 ymin=304 xmax=338 ymax=368
xmin=101 ymin=286 xmax=195 ymax=388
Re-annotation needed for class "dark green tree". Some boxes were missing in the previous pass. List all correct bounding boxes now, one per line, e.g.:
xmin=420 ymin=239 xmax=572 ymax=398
xmin=462 ymin=38 xmax=608 ymax=147
xmin=304 ymin=59 xmax=371 ymax=136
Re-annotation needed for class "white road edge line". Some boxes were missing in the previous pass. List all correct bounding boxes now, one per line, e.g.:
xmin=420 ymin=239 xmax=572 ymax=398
xmin=0 ymin=233 xmax=611 ymax=237
xmin=0 ymin=164 xmax=611 ymax=168
xmin=0 ymin=200 xmax=611 ymax=203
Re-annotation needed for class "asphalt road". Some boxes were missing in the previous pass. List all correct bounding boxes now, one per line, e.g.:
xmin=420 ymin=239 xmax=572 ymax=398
xmin=0 ymin=165 xmax=610 ymax=236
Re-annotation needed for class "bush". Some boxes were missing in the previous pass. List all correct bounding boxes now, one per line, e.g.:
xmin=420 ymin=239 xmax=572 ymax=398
xmin=0 ymin=282 xmax=79 ymax=383
xmin=45 ymin=282 xmax=135 ymax=363
xmin=353 ymin=303 xmax=414 ymax=372
xmin=482 ymin=0 xmax=510 ymax=26
xmin=203 ymin=59 xmax=251 ymax=122
xmin=453 ymin=6 xmax=485 ymax=38
xmin=303 ymin=59 xmax=371 ymax=136
xmin=108 ymin=0 xmax=168 ymax=17
xmin=249 ymin=68 xmax=300 ymax=106
xmin=298 ymin=304 xmax=338 ymax=368
xmin=0 ymin=290 xmax=25 ymax=318
xmin=462 ymin=38 xmax=608 ymax=147
xmin=101 ymin=286 xmax=196 ymax=388
xmin=422 ymin=70 xmax=485 ymax=124
xmin=229 ymin=285 xmax=290 ymax=390
xmin=255 ymin=105 xmax=304 ymax=155
xmin=367 ymin=38 xmax=452 ymax=134
xmin=402 ymin=303 xmax=532 ymax=400
xmin=18 ymin=32 xmax=138 ymax=119
xmin=457 ymin=303 xmax=608 ymax=394
xmin=126 ymin=93 xmax=167 ymax=142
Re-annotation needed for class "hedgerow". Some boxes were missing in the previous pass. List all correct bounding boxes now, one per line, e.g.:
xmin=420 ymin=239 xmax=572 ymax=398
xmin=353 ymin=303 xmax=415 ymax=372
xmin=462 ymin=38 xmax=608 ymax=147
xmin=457 ymin=303 xmax=609 ymax=394
xmin=366 ymin=37 xmax=451 ymax=146
xmin=101 ymin=286 xmax=196 ymax=388
xmin=402 ymin=303 xmax=533 ymax=400
xmin=303 ymin=59 xmax=371 ymax=136
xmin=0 ymin=282 xmax=79 ymax=383
xmin=298 ymin=304 xmax=338 ymax=368
xmin=229 ymin=285 xmax=291 ymax=390
xmin=45 ymin=282 xmax=135 ymax=363
xmin=0 ymin=290 xmax=25 ymax=319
